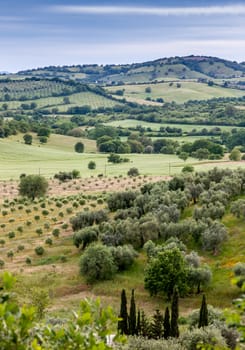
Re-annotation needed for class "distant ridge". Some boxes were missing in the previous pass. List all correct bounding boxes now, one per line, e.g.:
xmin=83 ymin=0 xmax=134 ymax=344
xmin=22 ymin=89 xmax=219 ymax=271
xmin=6 ymin=55 xmax=245 ymax=83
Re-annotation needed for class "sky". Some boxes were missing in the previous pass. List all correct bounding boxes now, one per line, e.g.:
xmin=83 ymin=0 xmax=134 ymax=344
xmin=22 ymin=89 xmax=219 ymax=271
xmin=1 ymin=0 xmax=245 ymax=72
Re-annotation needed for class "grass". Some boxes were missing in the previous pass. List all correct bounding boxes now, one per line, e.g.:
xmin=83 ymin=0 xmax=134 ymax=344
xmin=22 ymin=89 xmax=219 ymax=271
xmin=4 ymin=91 xmax=119 ymax=111
xmin=107 ymin=81 xmax=245 ymax=104
xmin=0 ymin=134 xmax=245 ymax=180
xmin=0 ymin=188 xmax=244 ymax=317
xmin=105 ymin=119 xmax=240 ymax=133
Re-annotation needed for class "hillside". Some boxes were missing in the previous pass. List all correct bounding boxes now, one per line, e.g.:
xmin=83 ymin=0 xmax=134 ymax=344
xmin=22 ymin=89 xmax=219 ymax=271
xmin=15 ymin=56 xmax=245 ymax=84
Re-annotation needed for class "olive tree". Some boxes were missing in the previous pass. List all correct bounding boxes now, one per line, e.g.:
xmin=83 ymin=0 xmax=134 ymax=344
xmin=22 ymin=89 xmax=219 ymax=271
xmin=19 ymin=175 xmax=48 ymax=200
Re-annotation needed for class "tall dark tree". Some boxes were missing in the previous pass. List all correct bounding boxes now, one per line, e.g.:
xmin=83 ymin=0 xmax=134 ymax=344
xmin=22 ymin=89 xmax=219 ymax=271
xmin=136 ymin=310 xmax=141 ymax=336
xmin=129 ymin=289 xmax=137 ymax=335
xmin=150 ymin=309 xmax=163 ymax=339
xmin=163 ymin=306 xmax=171 ymax=339
xmin=118 ymin=289 xmax=128 ymax=335
xmin=140 ymin=310 xmax=150 ymax=337
xmin=170 ymin=287 xmax=179 ymax=338
xmin=198 ymin=294 xmax=208 ymax=328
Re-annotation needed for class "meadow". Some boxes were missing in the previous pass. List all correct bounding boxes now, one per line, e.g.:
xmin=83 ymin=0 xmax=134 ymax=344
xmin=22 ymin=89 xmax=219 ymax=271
xmin=1 ymin=134 xmax=245 ymax=180
xmin=107 ymin=81 xmax=245 ymax=104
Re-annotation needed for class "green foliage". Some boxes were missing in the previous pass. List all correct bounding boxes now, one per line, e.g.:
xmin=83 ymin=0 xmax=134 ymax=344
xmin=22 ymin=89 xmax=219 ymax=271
xmin=229 ymin=147 xmax=241 ymax=161
xmin=23 ymin=133 xmax=32 ymax=145
xmin=35 ymin=246 xmax=45 ymax=256
xmin=88 ymin=160 xmax=96 ymax=169
xmin=144 ymin=247 xmax=188 ymax=299
xmin=19 ymin=175 xmax=48 ymax=200
xmin=79 ymin=243 xmax=117 ymax=283
xmin=129 ymin=289 xmax=137 ymax=336
xmin=170 ymin=287 xmax=179 ymax=338
xmin=118 ymin=289 xmax=128 ymax=335
xmin=0 ymin=271 xmax=124 ymax=349
xmin=74 ymin=141 xmax=84 ymax=153
xmin=73 ymin=226 xmax=98 ymax=249
xmin=199 ymin=295 xmax=209 ymax=328
xmin=127 ymin=167 xmax=140 ymax=177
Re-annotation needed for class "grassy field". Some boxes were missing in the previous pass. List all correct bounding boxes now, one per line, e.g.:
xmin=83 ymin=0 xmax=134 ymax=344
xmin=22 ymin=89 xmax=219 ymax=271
xmin=3 ymin=91 xmax=119 ymax=112
xmin=105 ymin=119 xmax=240 ymax=132
xmin=0 ymin=134 xmax=245 ymax=180
xmin=107 ymin=81 xmax=245 ymax=104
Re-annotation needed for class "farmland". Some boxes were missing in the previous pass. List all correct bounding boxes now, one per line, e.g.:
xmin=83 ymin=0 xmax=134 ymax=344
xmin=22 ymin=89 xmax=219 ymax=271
xmin=107 ymin=81 xmax=245 ymax=104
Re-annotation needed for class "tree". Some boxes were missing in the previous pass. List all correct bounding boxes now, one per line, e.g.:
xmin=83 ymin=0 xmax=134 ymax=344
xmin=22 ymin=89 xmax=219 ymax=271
xmin=144 ymin=247 xmax=188 ymax=299
xmin=229 ymin=147 xmax=241 ymax=161
xmin=201 ymin=221 xmax=227 ymax=255
xmin=129 ymin=289 xmax=137 ymax=335
xmin=19 ymin=175 xmax=48 ymax=200
xmin=127 ymin=167 xmax=139 ymax=177
xmin=39 ymin=136 xmax=48 ymax=144
xmin=198 ymin=294 xmax=208 ymax=328
xmin=170 ymin=287 xmax=179 ymax=338
xmin=163 ymin=306 xmax=171 ymax=339
xmin=37 ymin=127 xmax=50 ymax=138
xmin=118 ymin=289 xmax=128 ymax=335
xmin=74 ymin=142 xmax=84 ymax=153
xmin=194 ymin=148 xmax=210 ymax=160
xmin=79 ymin=243 xmax=117 ymax=283
xmin=179 ymin=152 xmax=188 ymax=162
xmin=150 ymin=309 xmax=163 ymax=339
xmin=23 ymin=133 xmax=32 ymax=145
xmin=88 ymin=161 xmax=96 ymax=169
xmin=145 ymin=87 xmax=152 ymax=93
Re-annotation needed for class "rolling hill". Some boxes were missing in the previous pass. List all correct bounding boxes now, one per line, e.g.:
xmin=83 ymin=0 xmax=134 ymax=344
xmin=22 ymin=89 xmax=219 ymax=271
xmin=14 ymin=55 xmax=245 ymax=84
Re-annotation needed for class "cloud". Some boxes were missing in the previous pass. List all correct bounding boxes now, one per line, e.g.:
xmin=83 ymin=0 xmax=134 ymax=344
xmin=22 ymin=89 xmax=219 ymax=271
xmin=50 ymin=4 xmax=245 ymax=16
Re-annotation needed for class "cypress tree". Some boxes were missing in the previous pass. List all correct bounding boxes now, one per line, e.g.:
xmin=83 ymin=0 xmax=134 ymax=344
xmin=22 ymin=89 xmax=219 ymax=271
xmin=118 ymin=289 xmax=128 ymax=335
xmin=136 ymin=309 xmax=141 ymax=335
xmin=129 ymin=289 xmax=137 ymax=335
xmin=170 ymin=286 xmax=179 ymax=338
xmin=198 ymin=294 xmax=208 ymax=328
xmin=150 ymin=309 xmax=164 ymax=339
xmin=163 ymin=306 xmax=171 ymax=339
xmin=140 ymin=310 xmax=150 ymax=337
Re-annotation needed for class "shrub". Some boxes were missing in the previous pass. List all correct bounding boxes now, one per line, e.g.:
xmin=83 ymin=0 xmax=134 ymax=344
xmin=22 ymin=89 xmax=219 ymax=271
xmin=73 ymin=227 xmax=98 ymax=249
xmin=35 ymin=246 xmax=45 ymax=256
xmin=110 ymin=245 xmax=138 ymax=271
xmin=88 ymin=161 xmax=96 ymax=170
xmin=79 ymin=243 xmax=117 ymax=283
xmin=45 ymin=238 xmax=53 ymax=245
xmin=127 ymin=167 xmax=139 ymax=177
xmin=52 ymin=229 xmax=60 ymax=238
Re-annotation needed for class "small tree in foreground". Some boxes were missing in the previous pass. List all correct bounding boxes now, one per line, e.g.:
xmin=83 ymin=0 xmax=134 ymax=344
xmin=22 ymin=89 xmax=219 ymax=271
xmin=19 ymin=175 xmax=48 ymax=200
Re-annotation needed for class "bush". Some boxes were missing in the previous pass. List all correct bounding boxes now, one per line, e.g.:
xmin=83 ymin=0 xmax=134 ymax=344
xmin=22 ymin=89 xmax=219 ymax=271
xmin=74 ymin=142 xmax=84 ymax=153
xmin=127 ymin=167 xmax=139 ymax=177
xmin=110 ymin=245 xmax=138 ymax=271
xmin=73 ymin=226 xmax=98 ymax=249
xmin=35 ymin=246 xmax=45 ymax=256
xmin=88 ymin=161 xmax=96 ymax=170
xmin=79 ymin=243 xmax=117 ymax=283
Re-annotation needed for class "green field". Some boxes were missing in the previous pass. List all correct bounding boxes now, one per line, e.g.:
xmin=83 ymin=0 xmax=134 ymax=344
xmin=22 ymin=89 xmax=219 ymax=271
xmin=107 ymin=81 xmax=245 ymax=104
xmin=106 ymin=119 xmax=240 ymax=132
xmin=0 ymin=134 xmax=245 ymax=180
xmin=2 ymin=91 xmax=119 ymax=112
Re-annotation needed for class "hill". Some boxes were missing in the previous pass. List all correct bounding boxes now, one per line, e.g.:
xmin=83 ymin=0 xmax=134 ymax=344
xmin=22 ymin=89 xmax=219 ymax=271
xmin=15 ymin=55 xmax=245 ymax=84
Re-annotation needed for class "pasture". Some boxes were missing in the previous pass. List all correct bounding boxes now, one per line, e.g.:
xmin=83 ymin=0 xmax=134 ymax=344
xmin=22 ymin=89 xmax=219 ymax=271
xmin=1 ymin=134 xmax=245 ymax=180
xmin=107 ymin=81 xmax=245 ymax=104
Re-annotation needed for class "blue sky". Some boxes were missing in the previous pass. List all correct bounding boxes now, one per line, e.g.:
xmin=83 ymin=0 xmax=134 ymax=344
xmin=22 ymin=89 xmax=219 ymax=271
xmin=1 ymin=0 xmax=245 ymax=72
